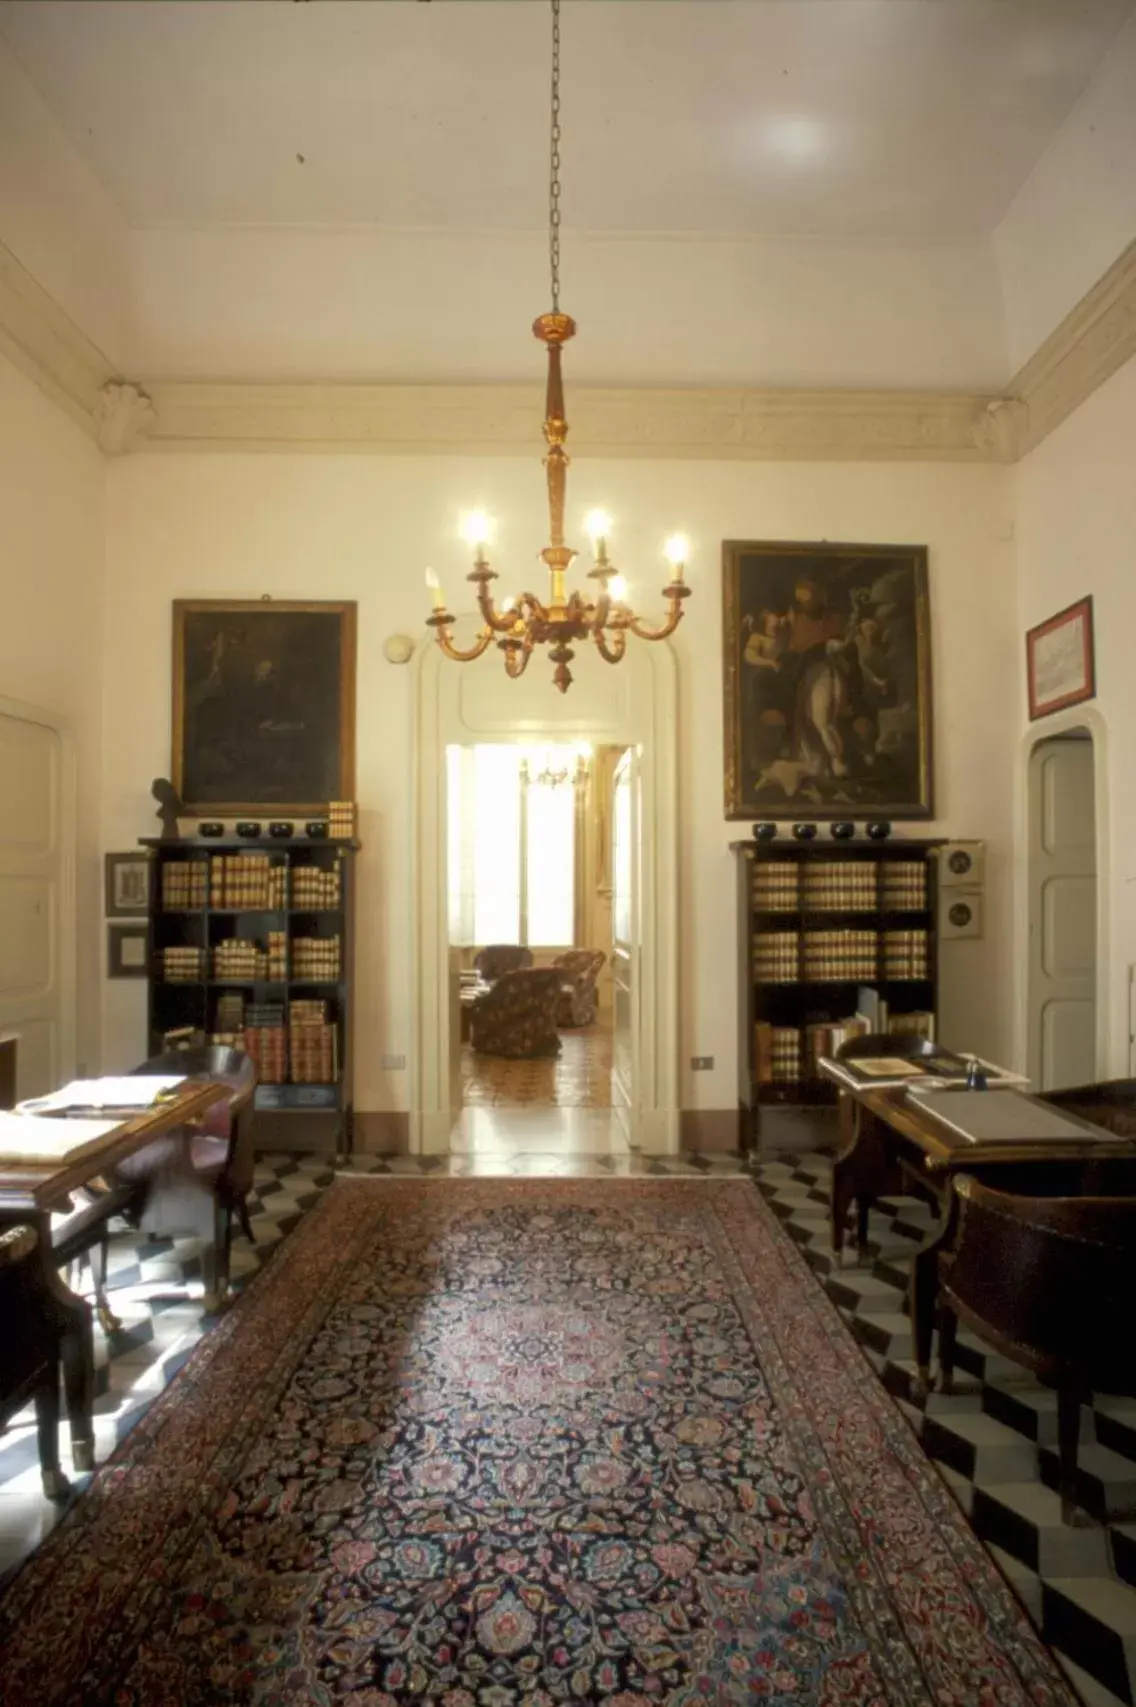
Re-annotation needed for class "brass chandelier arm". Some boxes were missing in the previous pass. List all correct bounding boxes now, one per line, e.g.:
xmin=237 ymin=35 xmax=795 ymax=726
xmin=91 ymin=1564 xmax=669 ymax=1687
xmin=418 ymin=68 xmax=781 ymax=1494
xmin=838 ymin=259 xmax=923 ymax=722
xmin=430 ymin=620 xmax=495 ymax=663
xmin=626 ymin=586 xmax=691 ymax=642
xmin=593 ymin=626 xmax=628 ymax=665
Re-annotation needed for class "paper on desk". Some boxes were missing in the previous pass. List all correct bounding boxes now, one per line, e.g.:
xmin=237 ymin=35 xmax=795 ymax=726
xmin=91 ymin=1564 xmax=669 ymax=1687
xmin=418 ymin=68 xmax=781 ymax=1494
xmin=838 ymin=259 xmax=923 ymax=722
xmin=0 ymin=1111 xmax=123 ymax=1167
xmin=18 ymin=1075 xmax=186 ymax=1114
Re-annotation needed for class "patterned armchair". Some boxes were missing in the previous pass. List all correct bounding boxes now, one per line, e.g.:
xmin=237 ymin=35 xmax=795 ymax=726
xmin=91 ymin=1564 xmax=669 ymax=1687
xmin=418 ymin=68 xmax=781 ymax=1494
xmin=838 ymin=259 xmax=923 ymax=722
xmin=552 ymin=950 xmax=606 ymax=1027
xmin=469 ymin=968 xmax=563 ymax=1059
xmin=473 ymin=944 xmax=534 ymax=984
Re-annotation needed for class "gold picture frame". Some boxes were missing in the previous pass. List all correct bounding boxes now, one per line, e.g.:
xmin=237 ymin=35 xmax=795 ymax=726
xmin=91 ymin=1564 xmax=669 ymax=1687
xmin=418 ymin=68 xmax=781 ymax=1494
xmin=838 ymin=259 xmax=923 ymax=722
xmin=172 ymin=600 xmax=357 ymax=813
xmin=722 ymin=540 xmax=933 ymax=820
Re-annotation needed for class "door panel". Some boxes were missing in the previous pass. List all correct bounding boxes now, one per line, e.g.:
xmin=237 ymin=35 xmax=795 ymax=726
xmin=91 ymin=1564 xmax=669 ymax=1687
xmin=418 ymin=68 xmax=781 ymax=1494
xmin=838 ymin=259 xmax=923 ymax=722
xmin=0 ymin=712 xmax=64 ymax=1098
xmin=610 ymin=749 xmax=637 ymax=1112
xmin=1028 ymin=737 xmax=1096 ymax=1091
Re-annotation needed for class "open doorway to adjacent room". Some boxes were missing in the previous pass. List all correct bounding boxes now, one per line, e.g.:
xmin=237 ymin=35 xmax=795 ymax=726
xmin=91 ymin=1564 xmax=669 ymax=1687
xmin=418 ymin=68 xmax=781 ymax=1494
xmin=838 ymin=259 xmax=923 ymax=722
xmin=448 ymin=739 xmax=630 ymax=1111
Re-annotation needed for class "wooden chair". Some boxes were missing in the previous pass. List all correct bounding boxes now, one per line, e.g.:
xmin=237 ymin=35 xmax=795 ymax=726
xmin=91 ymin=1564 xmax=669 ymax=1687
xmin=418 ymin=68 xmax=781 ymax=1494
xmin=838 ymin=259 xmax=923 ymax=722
xmin=118 ymin=1046 xmax=258 ymax=1312
xmin=939 ymin=1173 xmax=1136 ymax=1522
xmin=831 ymin=1032 xmax=939 ymax=1257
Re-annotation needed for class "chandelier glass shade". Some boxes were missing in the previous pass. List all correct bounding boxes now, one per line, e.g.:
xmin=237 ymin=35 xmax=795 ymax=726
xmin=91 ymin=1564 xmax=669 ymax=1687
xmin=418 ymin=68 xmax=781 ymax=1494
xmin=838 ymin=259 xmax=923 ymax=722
xmin=423 ymin=0 xmax=692 ymax=694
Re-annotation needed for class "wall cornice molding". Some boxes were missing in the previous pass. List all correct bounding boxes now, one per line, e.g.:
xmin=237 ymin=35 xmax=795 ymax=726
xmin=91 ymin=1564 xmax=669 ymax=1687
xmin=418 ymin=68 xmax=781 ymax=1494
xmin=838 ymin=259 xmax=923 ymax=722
xmin=0 ymin=238 xmax=115 ymax=438
xmin=138 ymin=378 xmax=1012 ymax=462
xmin=1 ymin=228 xmax=1133 ymax=462
xmin=1010 ymin=237 xmax=1136 ymax=457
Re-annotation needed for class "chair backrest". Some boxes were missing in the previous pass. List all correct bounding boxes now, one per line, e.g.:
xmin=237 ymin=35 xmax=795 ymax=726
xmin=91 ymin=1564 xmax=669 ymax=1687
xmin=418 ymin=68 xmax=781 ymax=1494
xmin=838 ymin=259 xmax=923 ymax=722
xmin=473 ymin=944 xmax=534 ymax=982
xmin=945 ymin=1174 xmax=1136 ymax=1390
xmin=552 ymin=949 xmax=605 ymax=982
xmin=835 ymin=1031 xmax=932 ymax=1063
xmin=480 ymin=966 xmax=562 ymax=1017
xmin=1042 ymin=1078 xmax=1136 ymax=1140
xmin=133 ymin=1045 xmax=257 ymax=1115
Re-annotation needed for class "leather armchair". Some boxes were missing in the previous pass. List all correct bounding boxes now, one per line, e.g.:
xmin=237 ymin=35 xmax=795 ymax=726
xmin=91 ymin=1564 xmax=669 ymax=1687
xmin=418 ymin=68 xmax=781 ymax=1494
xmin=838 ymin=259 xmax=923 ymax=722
xmin=551 ymin=949 xmax=605 ymax=1027
xmin=473 ymin=944 xmax=534 ymax=984
xmin=469 ymin=968 xmax=562 ymax=1059
xmin=939 ymin=1173 xmax=1136 ymax=1522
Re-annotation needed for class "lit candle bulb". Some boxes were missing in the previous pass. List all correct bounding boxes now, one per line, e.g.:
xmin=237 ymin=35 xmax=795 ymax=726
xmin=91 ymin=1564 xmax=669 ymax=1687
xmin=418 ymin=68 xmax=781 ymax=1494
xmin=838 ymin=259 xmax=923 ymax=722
xmin=460 ymin=509 xmax=494 ymax=549
xmin=584 ymin=509 xmax=613 ymax=558
xmin=424 ymin=566 xmax=446 ymax=612
xmin=663 ymin=533 xmax=690 ymax=576
xmin=608 ymin=574 xmax=629 ymax=603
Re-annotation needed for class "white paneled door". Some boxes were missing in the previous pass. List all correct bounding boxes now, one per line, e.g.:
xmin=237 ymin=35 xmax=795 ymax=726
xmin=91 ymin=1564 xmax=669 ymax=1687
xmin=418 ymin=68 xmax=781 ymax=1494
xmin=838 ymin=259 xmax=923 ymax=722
xmin=0 ymin=706 xmax=68 ymax=1099
xmin=610 ymin=746 xmax=638 ymax=1116
xmin=1027 ymin=734 xmax=1097 ymax=1091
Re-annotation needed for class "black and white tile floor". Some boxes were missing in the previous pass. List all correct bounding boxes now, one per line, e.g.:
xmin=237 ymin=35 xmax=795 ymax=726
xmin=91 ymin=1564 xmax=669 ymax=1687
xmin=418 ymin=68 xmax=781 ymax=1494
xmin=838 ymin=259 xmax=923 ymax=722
xmin=754 ymin=1147 xmax=1136 ymax=1707
xmin=3 ymin=1137 xmax=1134 ymax=1707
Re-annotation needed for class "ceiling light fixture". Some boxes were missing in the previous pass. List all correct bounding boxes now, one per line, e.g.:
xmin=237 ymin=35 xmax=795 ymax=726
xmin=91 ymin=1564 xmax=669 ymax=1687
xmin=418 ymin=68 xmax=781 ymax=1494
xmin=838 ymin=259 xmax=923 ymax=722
xmin=423 ymin=0 xmax=692 ymax=692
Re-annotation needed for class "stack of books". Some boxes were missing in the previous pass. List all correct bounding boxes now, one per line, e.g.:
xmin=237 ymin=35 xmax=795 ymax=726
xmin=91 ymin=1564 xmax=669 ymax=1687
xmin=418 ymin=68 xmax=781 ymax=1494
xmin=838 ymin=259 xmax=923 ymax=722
xmin=292 ymin=865 xmax=341 ymax=908
xmin=802 ymin=929 xmax=877 ymax=981
xmin=161 ymin=860 xmax=206 ymax=911
xmin=289 ymin=999 xmax=337 ymax=1083
xmin=881 ymin=861 xmax=928 ymax=910
xmin=244 ymin=1003 xmax=287 ymax=1082
xmin=888 ymin=1009 xmax=935 ymax=1041
xmin=753 ymin=930 xmax=799 ymax=982
xmin=882 ymin=929 xmax=929 ymax=979
xmin=209 ymin=854 xmax=287 ymax=910
xmin=801 ymin=861 xmax=877 ymax=912
xmin=751 ymin=862 xmax=799 ymax=911
xmin=214 ymin=938 xmax=266 ymax=980
xmin=160 ymin=945 xmax=202 ymax=983
xmin=292 ymin=935 xmax=341 ymax=980
xmin=804 ymin=1016 xmax=871 ymax=1075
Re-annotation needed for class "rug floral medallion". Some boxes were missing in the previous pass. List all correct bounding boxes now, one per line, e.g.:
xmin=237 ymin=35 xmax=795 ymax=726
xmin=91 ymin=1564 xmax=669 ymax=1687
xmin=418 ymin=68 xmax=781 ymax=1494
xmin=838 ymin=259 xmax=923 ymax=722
xmin=0 ymin=1178 xmax=1076 ymax=1706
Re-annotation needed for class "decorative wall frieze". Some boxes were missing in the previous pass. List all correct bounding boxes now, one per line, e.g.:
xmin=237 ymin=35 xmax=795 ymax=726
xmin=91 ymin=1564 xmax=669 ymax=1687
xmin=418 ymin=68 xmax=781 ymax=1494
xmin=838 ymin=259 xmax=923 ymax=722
xmin=139 ymin=378 xmax=1013 ymax=463
xmin=0 ymin=238 xmax=115 ymax=436
xmin=1011 ymin=237 xmax=1136 ymax=457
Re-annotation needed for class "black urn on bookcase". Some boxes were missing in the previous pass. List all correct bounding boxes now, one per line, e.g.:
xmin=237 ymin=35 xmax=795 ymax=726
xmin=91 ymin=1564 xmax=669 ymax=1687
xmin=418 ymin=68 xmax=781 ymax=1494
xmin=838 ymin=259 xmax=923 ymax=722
xmin=142 ymin=835 xmax=358 ymax=1159
xmin=731 ymin=836 xmax=943 ymax=1150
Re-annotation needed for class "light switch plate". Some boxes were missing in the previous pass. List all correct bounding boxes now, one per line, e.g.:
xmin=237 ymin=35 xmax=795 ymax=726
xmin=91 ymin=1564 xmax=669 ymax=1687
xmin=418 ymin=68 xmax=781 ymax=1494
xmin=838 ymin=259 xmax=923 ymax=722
xmin=691 ymin=1056 xmax=714 ymax=1071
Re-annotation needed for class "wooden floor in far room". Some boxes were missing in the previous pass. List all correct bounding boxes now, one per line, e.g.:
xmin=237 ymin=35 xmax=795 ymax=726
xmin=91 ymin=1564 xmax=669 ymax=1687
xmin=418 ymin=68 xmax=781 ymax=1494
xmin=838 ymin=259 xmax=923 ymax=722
xmin=462 ymin=1017 xmax=613 ymax=1107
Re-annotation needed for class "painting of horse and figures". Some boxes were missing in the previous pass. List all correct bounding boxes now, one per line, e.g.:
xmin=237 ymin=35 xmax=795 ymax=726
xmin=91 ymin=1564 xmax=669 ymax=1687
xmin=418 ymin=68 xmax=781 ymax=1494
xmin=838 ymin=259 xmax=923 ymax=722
xmin=722 ymin=540 xmax=933 ymax=820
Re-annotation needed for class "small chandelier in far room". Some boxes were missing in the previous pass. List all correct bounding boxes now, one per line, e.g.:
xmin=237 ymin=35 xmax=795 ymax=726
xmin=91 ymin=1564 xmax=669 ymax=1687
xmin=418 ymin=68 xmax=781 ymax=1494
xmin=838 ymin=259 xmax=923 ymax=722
xmin=423 ymin=0 xmax=693 ymax=693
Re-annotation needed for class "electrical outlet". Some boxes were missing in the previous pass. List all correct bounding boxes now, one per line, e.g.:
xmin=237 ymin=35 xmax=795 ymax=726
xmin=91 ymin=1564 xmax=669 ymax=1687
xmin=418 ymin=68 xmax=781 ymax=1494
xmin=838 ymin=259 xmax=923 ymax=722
xmin=381 ymin=1053 xmax=406 ymax=1071
xmin=690 ymin=1055 xmax=714 ymax=1071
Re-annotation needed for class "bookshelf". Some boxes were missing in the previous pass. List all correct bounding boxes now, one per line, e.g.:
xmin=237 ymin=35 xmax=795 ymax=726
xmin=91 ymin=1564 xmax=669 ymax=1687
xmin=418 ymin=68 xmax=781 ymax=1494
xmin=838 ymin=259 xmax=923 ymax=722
xmin=142 ymin=838 xmax=357 ymax=1157
xmin=733 ymin=838 xmax=944 ymax=1146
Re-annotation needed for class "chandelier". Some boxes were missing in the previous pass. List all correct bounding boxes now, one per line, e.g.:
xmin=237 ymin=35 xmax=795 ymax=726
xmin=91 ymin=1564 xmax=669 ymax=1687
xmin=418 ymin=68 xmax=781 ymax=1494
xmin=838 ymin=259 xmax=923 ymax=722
xmin=522 ymin=743 xmax=591 ymax=789
xmin=423 ymin=0 xmax=692 ymax=693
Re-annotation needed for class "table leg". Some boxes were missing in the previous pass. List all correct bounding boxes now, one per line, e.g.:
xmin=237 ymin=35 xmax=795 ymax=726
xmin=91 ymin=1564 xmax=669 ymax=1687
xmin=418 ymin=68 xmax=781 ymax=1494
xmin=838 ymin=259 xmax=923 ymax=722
xmin=36 ymin=1216 xmax=96 ymax=1474
xmin=34 ymin=1354 xmax=70 ymax=1501
xmin=908 ymin=1185 xmax=957 ymax=1399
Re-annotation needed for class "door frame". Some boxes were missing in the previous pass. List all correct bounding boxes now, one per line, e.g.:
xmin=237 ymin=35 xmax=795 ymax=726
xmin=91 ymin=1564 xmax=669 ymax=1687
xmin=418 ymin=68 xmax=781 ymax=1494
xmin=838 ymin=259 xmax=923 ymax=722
xmin=0 ymin=694 xmax=78 ymax=1092
xmin=410 ymin=640 xmax=679 ymax=1155
xmin=1014 ymin=705 xmax=1110 ymax=1083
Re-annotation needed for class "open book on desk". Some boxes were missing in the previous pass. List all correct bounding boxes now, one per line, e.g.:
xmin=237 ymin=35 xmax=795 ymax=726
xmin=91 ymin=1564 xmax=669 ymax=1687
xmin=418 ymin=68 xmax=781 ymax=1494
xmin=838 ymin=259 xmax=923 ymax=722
xmin=0 ymin=1110 xmax=124 ymax=1169
xmin=16 ymin=1076 xmax=187 ymax=1120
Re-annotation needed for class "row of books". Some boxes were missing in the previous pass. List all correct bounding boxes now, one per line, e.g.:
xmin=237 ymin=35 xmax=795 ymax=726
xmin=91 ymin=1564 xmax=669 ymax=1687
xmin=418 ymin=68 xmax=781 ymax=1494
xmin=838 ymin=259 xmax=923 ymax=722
xmin=751 ymin=858 xmax=929 ymax=914
xmin=802 ymin=930 xmax=878 ymax=981
xmin=160 ymin=855 xmax=341 ymax=913
xmin=753 ymin=928 xmax=931 ymax=983
xmin=241 ymin=1000 xmax=339 ymax=1085
xmin=161 ymin=861 xmax=206 ymax=911
xmin=210 ymin=854 xmax=288 ymax=911
xmin=881 ymin=930 xmax=929 ymax=979
xmin=755 ymin=1009 xmax=935 ymax=1084
xmin=292 ymin=935 xmax=342 ymax=980
xmin=213 ymin=933 xmax=289 ymax=982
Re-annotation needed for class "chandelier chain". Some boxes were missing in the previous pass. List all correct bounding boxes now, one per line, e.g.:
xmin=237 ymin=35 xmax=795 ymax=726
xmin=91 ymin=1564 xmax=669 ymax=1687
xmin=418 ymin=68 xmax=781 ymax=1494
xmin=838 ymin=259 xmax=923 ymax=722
xmin=548 ymin=0 xmax=562 ymax=312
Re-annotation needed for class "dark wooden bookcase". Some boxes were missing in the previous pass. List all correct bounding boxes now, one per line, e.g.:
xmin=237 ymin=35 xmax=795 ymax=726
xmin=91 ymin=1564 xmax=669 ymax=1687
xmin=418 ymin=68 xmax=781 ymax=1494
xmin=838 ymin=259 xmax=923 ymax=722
xmin=142 ymin=837 xmax=356 ymax=1157
xmin=732 ymin=838 xmax=943 ymax=1148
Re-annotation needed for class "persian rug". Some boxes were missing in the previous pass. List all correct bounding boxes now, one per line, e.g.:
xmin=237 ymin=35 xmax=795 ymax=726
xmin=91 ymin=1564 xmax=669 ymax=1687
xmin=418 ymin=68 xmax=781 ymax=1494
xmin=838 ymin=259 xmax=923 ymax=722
xmin=0 ymin=1178 xmax=1077 ymax=1706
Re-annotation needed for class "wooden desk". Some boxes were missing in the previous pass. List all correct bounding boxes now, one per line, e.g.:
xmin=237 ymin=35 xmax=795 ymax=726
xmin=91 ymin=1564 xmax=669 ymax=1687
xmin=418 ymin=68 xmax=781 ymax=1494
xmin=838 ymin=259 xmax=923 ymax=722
xmin=822 ymin=1061 xmax=1136 ymax=1392
xmin=0 ymin=1080 xmax=224 ymax=1493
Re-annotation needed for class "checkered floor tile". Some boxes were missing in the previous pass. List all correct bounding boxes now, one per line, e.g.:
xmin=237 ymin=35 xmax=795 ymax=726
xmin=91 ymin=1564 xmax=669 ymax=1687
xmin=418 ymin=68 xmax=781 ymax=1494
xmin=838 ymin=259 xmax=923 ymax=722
xmin=753 ymin=1145 xmax=1136 ymax=1707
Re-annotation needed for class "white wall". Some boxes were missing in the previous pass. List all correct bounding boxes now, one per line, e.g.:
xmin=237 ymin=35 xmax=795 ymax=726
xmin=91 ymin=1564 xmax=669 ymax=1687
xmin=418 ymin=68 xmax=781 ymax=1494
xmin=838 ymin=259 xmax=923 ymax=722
xmin=0 ymin=37 xmax=129 ymax=367
xmin=994 ymin=13 xmax=1136 ymax=373
xmin=1016 ymin=355 xmax=1136 ymax=1076
xmin=103 ymin=451 xmax=1017 ymax=1113
xmin=0 ymin=349 xmax=106 ymax=1071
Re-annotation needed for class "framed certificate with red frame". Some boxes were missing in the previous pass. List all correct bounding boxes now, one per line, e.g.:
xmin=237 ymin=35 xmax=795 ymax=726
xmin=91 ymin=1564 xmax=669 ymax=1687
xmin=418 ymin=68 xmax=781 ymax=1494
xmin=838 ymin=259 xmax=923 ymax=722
xmin=1026 ymin=595 xmax=1095 ymax=721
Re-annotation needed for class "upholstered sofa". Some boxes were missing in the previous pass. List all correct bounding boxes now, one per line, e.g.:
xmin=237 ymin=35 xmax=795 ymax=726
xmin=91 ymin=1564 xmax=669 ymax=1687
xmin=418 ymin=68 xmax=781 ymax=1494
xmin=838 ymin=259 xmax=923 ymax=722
xmin=551 ymin=949 xmax=606 ymax=1027
xmin=473 ymin=944 xmax=534 ymax=984
xmin=469 ymin=968 xmax=562 ymax=1058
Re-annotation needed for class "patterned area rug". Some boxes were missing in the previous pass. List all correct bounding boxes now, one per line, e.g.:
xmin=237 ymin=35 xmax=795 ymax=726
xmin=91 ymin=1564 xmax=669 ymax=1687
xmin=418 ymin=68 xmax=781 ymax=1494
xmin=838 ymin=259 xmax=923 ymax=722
xmin=0 ymin=1178 xmax=1077 ymax=1706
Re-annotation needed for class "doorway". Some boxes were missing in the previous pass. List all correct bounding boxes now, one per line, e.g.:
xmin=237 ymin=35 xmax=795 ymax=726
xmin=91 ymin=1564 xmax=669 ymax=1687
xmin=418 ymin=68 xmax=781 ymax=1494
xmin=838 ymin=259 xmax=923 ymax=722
xmin=448 ymin=739 xmax=622 ymax=1113
xmin=412 ymin=635 xmax=678 ymax=1156
xmin=1026 ymin=730 xmax=1098 ymax=1090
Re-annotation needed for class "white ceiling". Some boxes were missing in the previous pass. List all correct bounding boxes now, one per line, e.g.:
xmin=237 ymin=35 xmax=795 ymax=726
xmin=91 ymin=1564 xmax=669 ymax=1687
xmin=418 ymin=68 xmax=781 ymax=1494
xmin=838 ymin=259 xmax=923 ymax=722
xmin=2 ymin=0 xmax=1132 ymax=242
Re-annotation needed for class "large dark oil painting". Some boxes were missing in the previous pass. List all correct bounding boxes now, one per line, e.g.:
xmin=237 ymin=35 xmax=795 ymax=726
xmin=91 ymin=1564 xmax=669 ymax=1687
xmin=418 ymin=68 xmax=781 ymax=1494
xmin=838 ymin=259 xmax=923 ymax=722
xmin=723 ymin=541 xmax=932 ymax=820
xmin=173 ymin=601 xmax=357 ymax=812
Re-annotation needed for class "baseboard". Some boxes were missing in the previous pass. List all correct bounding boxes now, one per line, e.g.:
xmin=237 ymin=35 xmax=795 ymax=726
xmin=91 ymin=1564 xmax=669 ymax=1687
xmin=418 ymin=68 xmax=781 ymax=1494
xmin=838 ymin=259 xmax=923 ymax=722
xmin=353 ymin=1110 xmax=411 ymax=1155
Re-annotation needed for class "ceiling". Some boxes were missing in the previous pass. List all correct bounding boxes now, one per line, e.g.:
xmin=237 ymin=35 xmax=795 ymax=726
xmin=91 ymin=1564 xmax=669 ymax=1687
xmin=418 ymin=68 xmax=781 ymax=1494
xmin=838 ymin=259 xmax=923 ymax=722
xmin=2 ymin=0 xmax=1132 ymax=242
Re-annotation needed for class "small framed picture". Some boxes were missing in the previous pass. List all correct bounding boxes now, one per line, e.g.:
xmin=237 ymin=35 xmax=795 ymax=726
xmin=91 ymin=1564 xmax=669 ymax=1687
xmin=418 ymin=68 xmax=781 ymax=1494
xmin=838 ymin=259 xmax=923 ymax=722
xmin=107 ymin=923 xmax=149 ymax=979
xmin=105 ymin=852 xmax=151 ymax=917
xmin=1026 ymin=596 xmax=1095 ymax=721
